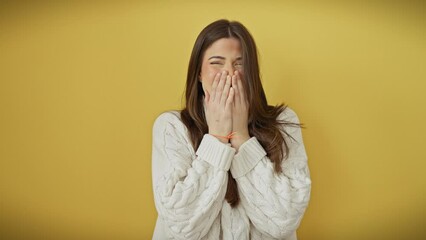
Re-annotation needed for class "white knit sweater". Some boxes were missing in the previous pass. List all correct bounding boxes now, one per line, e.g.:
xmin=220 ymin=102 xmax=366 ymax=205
xmin=151 ymin=107 xmax=311 ymax=240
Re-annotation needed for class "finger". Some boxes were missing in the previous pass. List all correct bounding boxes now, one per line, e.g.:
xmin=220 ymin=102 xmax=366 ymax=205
xmin=221 ymin=75 xmax=231 ymax=106
xmin=210 ymin=72 xmax=221 ymax=102
xmin=215 ymin=71 xmax=227 ymax=102
xmin=204 ymin=88 xmax=210 ymax=103
xmin=231 ymin=74 xmax=240 ymax=105
xmin=236 ymin=71 xmax=246 ymax=104
xmin=226 ymin=87 xmax=234 ymax=110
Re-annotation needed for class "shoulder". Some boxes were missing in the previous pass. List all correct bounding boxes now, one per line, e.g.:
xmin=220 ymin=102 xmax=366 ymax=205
xmin=152 ymin=110 xmax=194 ymax=153
xmin=153 ymin=110 xmax=184 ymax=131
xmin=277 ymin=106 xmax=301 ymax=124
xmin=152 ymin=110 xmax=189 ymax=138
xmin=277 ymin=106 xmax=305 ymax=146
xmin=153 ymin=110 xmax=181 ymax=125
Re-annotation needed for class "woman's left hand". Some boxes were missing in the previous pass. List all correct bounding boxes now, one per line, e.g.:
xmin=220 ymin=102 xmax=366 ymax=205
xmin=230 ymin=70 xmax=250 ymax=150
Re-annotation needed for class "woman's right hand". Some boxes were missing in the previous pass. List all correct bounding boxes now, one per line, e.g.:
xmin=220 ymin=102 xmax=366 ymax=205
xmin=204 ymin=70 xmax=234 ymax=143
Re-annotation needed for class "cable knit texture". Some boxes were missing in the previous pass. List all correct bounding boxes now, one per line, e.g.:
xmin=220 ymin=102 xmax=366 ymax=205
xmin=151 ymin=108 xmax=311 ymax=240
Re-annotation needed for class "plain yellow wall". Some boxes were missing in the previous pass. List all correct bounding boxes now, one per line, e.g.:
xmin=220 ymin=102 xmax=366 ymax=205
xmin=1 ymin=1 xmax=425 ymax=239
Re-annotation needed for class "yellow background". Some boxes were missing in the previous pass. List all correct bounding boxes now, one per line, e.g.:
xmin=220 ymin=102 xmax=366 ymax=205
xmin=1 ymin=1 xmax=425 ymax=239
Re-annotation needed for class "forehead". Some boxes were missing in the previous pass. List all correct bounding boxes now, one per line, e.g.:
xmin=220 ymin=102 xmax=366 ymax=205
xmin=204 ymin=38 xmax=242 ymax=55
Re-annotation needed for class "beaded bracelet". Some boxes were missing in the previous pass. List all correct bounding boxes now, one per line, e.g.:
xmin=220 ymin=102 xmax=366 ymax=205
xmin=211 ymin=132 xmax=237 ymax=140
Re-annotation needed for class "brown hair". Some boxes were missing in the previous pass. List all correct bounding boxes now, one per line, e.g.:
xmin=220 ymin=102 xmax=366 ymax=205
xmin=181 ymin=19 xmax=301 ymax=207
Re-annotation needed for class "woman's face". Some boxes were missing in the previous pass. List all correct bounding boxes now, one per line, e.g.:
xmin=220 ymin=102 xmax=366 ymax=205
xmin=199 ymin=37 xmax=243 ymax=95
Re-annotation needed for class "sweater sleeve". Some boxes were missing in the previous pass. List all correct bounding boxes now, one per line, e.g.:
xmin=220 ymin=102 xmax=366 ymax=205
xmin=151 ymin=112 xmax=236 ymax=240
xmin=229 ymin=108 xmax=311 ymax=239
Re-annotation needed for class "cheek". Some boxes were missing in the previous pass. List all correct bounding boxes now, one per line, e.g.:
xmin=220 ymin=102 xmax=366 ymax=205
xmin=235 ymin=70 xmax=244 ymax=81
xmin=237 ymin=69 xmax=244 ymax=77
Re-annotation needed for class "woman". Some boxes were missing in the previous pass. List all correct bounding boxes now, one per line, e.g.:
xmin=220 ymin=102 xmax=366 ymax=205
xmin=151 ymin=19 xmax=311 ymax=240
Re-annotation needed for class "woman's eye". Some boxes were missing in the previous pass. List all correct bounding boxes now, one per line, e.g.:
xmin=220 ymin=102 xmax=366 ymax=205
xmin=210 ymin=62 xmax=222 ymax=65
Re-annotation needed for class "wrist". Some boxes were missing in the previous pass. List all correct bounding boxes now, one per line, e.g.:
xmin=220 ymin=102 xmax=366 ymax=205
xmin=209 ymin=132 xmax=233 ymax=144
xmin=216 ymin=137 xmax=229 ymax=144
xmin=230 ymin=132 xmax=250 ymax=150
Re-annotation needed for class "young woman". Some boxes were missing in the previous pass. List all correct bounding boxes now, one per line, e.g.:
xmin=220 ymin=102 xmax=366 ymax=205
xmin=151 ymin=19 xmax=311 ymax=240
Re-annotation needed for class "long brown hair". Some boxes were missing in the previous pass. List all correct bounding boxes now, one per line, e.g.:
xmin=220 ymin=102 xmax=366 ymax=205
xmin=181 ymin=19 xmax=301 ymax=207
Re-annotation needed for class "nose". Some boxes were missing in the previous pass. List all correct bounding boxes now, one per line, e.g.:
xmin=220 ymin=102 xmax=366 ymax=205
xmin=223 ymin=63 xmax=235 ymax=76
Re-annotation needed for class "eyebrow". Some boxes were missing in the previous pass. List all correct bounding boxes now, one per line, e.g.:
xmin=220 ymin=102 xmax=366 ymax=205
xmin=208 ymin=56 xmax=242 ymax=60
